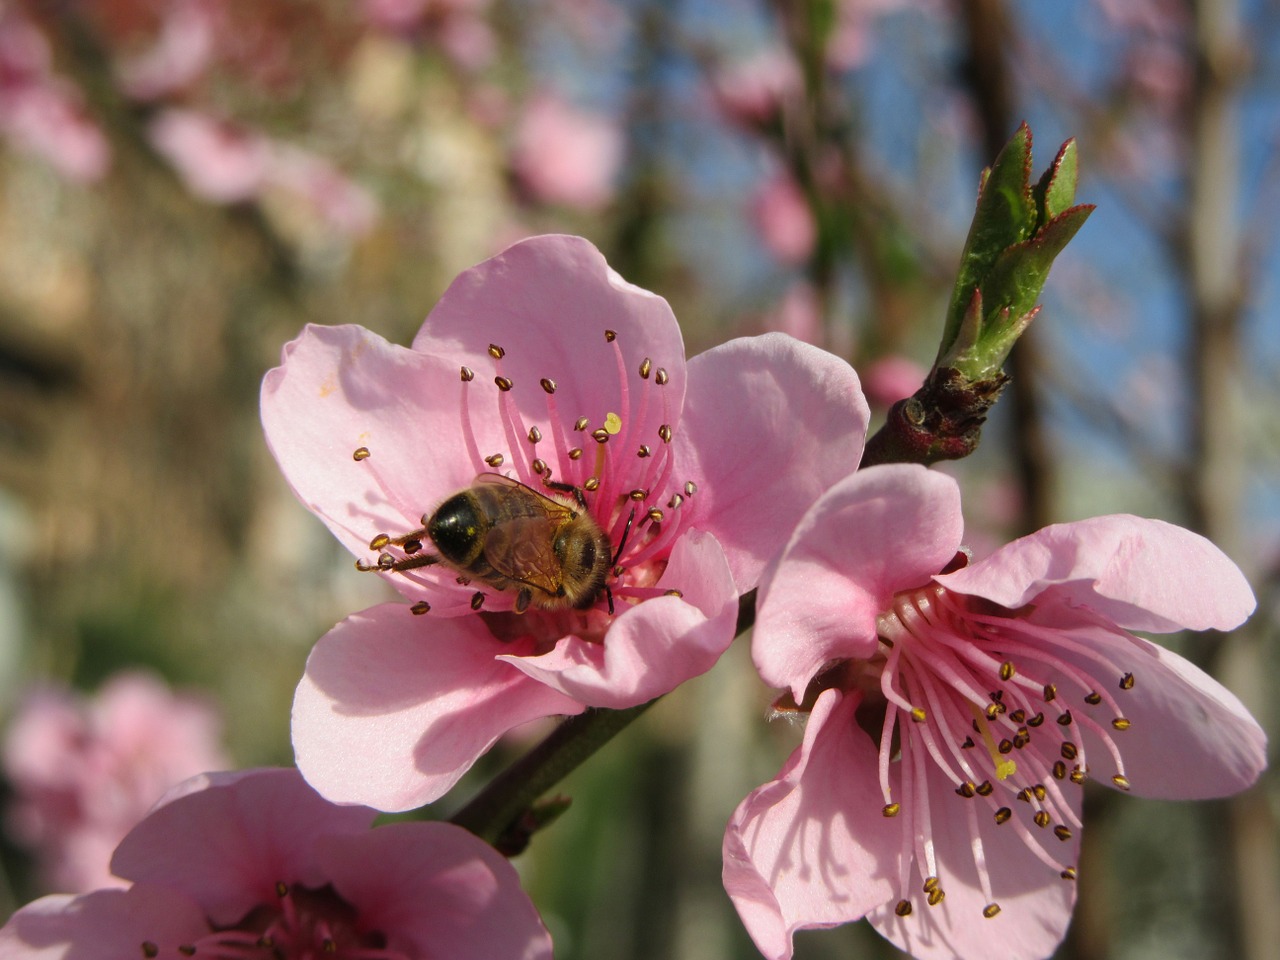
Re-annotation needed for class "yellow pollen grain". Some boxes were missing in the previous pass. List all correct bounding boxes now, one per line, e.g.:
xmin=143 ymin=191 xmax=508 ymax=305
xmin=604 ymin=412 xmax=623 ymax=434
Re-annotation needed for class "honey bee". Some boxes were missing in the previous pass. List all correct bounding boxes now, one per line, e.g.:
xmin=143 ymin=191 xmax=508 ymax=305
xmin=371 ymin=474 xmax=614 ymax=614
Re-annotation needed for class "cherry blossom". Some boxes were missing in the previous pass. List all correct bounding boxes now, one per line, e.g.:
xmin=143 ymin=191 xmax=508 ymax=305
xmin=511 ymin=93 xmax=623 ymax=211
xmin=0 ymin=767 xmax=552 ymax=960
xmin=725 ymin=463 xmax=1266 ymax=960
xmin=2 ymin=672 xmax=228 ymax=894
xmin=261 ymin=234 xmax=868 ymax=810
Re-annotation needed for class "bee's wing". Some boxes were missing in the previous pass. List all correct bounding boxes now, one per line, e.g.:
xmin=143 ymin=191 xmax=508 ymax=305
xmin=482 ymin=516 xmax=563 ymax=596
xmin=473 ymin=471 xmax=578 ymax=519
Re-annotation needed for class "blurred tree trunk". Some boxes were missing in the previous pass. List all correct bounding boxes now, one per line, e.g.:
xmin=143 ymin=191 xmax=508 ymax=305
xmin=1180 ymin=3 xmax=1279 ymax=960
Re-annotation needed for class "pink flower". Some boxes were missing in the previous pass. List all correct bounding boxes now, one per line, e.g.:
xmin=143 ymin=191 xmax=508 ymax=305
xmin=147 ymin=109 xmax=270 ymax=204
xmin=724 ymin=464 xmax=1266 ymax=960
xmin=262 ymin=144 xmax=380 ymax=237
xmin=118 ymin=0 xmax=217 ymax=100
xmin=2 ymin=672 xmax=229 ymax=894
xmin=0 ymin=11 xmax=110 ymax=182
xmin=511 ymin=93 xmax=623 ymax=211
xmin=862 ymin=354 xmax=926 ymax=407
xmin=261 ymin=234 xmax=868 ymax=810
xmin=710 ymin=49 xmax=802 ymax=129
xmin=0 ymin=767 xmax=553 ymax=960
xmin=750 ymin=171 xmax=816 ymax=266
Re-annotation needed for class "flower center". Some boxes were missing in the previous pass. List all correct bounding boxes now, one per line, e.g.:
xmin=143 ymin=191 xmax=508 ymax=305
xmin=863 ymin=582 xmax=1135 ymax=921
xmin=139 ymin=881 xmax=410 ymax=960
xmin=350 ymin=329 xmax=696 ymax=635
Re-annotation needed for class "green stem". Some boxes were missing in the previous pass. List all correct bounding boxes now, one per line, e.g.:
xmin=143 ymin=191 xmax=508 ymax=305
xmin=449 ymin=700 xmax=657 ymax=845
xmin=450 ymin=589 xmax=759 ymax=846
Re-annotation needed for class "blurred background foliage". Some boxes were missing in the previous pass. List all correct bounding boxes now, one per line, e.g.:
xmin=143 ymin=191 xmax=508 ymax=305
xmin=0 ymin=0 xmax=1277 ymax=958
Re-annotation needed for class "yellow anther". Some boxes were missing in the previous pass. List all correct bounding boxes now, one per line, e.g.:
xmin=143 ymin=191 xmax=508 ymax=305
xmin=910 ymin=707 xmax=927 ymax=723
xmin=922 ymin=876 xmax=939 ymax=893
xmin=994 ymin=807 xmax=1012 ymax=824
xmin=410 ymin=601 xmax=430 ymax=615
xmin=1112 ymin=717 xmax=1131 ymax=730
xmin=1112 ymin=774 xmax=1131 ymax=791
xmin=882 ymin=803 xmax=901 ymax=818
xmin=1054 ymin=825 xmax=1073 ymax=842
xmin=352 ymin=446 xmax=371 ymax=461
xmin=369 ymin=534 xmax=391 ymax=550
xmin=983 ymin=903 xmax=1002 ymax=918
xmin=1120 ymin=672 xmax=1135 ymax=690
xmin=895 ymin=899 xmax=913 ymax=917
xmin=999 ymin=661 xmax=1015 ymax=681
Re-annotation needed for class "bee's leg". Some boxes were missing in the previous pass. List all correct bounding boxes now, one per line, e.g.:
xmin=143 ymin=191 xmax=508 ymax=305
xmin=357 ymin=552 xmax=441 ymax=573
xmin=611 ymin=508 xmax=636 ymax=566
xmin=545 ymin=479 xmax=589 ymax=511
xmin=605 ymin=584 xmax=614 ymax=616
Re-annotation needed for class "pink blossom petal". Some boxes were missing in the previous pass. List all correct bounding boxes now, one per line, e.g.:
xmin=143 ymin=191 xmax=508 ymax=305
xmin=412 ymin=234 xmax=687 ymax=441
xmin=261 ymin=322 xmax=496 ymax=583
xmin=674 ymin=333 xmax=869 ymax=593
xmin=512 ymin=94 xmax=622 ymax=210
xmin=0 ymin=886 xmax=209 ymax=960
xmin=1025 ymin=613 xmax=1267 ymax=800
xmin=754 ymin=465 xmax=963 ymax=697
xmin=147 ymin=109 xmax=269 ymax=203
xmin=498 ymin=529 xmax=738 ymax=708
xmin=938 ymin=514 xmax=1256 ymax=633
xmin=318 ymin=821 xmax=553 ymax=959
xmin=866 ymin=737 xmax=1079 ymax=960
xmin=723 ymin=690 xmax=898 ymax=960
xmin=292 ymin=603 xmax=584 ymax=810
xmin=110 ymin=769 xmax=375 ymax=927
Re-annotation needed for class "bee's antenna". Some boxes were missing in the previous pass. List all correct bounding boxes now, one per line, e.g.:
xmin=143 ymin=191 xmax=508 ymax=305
xmin=605 ymin=584 xmax=615 ymax=616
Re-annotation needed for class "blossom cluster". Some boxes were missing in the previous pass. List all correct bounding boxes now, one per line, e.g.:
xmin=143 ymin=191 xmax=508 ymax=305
xmin=0 ymin=235 xmax=1266 ymax=960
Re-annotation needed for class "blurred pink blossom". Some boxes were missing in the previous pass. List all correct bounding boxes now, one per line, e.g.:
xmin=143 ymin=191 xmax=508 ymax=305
xmin=147 ymin=108 xmax=270 ymax=203
xmin=725 ymin=464 xmax=1266 ymax=960
xmin=147 ymin=109 xmax=377 ymax=236
xmin=828 ymin=0 xmax=915 ymax=71
xmin=118 ymin=0 xmax=217 ymax=100
xmin=0 ymin=768 xmax=553 ymax=959
xmin=710 ymin=49 xmax=801 ymax=129
xmin=3 ymin=672 xmax=229 ymax=894
xmin=0 ymin=10 xmax=110 ymax=182
xmin=1094 ymin=0 xmax=1188 ymax=37
xmin=762 ymin=283 xmax=824 ymax=346
xmin=261 ymin=235 xmax=869 ymax=811
xmin=264 ymin=144 xmax=380 ymax=237
xmin=512 ymin=93 xmax=623 ymax=210
xmin=362 ymin=0 xmax=495 ymax=69
xmin=862 ymin=354 xmax=925 ymax=407
xmin=750 ymin=171 xmax=816 ymax=266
